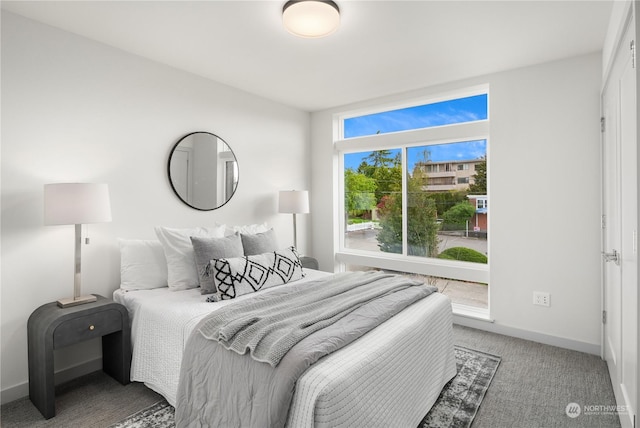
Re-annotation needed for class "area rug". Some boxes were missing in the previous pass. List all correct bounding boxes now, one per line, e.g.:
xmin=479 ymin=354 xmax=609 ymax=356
xmin=110 ymin=345 xmax=500 ymax=428
xmin=418 ymin=346 xmax=501 ymax=428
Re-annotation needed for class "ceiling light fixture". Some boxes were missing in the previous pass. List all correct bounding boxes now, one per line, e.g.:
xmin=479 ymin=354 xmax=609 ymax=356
xmin=282 ymin=0 xmax=340 ymax=38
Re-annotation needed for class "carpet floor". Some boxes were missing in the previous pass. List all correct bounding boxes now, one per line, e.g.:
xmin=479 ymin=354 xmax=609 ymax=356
xmin=0 ymin=325 xmax=621 ymax=427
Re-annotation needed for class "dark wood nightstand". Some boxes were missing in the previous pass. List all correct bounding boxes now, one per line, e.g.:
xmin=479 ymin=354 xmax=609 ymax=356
xmin=27 ymin=295 xmax=131 ymax=419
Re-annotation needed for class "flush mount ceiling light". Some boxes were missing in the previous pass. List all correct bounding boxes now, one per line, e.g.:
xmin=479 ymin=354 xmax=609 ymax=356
xmin=282 ymin=0 xmax=340 ymax=38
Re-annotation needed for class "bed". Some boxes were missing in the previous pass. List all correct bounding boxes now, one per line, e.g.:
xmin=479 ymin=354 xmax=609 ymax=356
xmin=114 ymin=228 xmax=456 ymax=427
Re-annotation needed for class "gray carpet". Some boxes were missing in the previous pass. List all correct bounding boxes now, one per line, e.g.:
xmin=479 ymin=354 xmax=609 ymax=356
xmin=0 ymin=325 xmax=621 ymax=428
xmin=0 ymin=371 xmax=162 ymax=428
xmin=453 ymin=325 xmax=621 ymax=428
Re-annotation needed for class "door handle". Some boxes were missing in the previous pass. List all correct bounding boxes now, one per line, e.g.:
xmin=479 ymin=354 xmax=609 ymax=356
xmin=602 ymin=249 xmax=620 ymax=265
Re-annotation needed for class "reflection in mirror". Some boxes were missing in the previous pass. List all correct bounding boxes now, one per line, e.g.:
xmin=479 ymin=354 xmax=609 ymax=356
xmin=168 ymin=132 xmax=239 ymax=210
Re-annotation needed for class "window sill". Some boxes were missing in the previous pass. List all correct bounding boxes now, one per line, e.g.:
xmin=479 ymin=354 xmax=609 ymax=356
xmin=451 ymin=303 xmax=493 ymax=322
xmin=336 ymin=251 xmax=489 ymax=284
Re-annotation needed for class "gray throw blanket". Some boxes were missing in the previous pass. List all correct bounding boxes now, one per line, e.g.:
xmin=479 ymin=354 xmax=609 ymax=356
xmin=198 ymin=270 xmax=432 ymax=366
xmin=176 ymin=271 xmax=437 ymax=428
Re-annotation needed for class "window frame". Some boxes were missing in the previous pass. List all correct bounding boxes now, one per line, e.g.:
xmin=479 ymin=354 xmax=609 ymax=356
xmin=334 ymin=86 xmax=490 ymax=315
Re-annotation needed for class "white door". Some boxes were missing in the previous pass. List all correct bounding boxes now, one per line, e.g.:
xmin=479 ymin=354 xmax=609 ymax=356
xmin=602 ymin=15 xmax=637 ymax=428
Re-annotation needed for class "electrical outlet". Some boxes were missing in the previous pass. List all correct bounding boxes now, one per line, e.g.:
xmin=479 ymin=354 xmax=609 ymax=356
xmin=533 ymin=292 xmax=550 ymax=307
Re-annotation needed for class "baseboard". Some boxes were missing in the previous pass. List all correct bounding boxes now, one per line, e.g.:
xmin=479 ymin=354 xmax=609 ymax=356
xmin=1 ymin=357 xmax=102 ymax=405
xmin=453 ymin=315 xmax=601 ymax=356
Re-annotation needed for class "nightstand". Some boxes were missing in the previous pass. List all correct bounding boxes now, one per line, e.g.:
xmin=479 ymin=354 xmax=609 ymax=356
xmin=27 ymin=295 xmax=131 ymax=419
xmin=300 ymin=256 xmax=319 ymax=270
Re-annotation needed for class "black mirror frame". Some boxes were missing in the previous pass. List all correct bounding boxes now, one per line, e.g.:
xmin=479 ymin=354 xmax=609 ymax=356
xmin=167 ymin=131 xmax=239 ymax=211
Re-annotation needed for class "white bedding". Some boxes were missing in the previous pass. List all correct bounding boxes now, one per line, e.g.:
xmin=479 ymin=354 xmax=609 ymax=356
xmin=114 ymin=269 xmax=456 ymax=426
xmin=113 ymin=269 xmax=330 ymax=406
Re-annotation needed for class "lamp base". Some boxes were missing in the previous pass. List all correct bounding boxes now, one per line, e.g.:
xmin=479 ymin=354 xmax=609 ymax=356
xmin=57 ymin=294 xmax=97 ymax=308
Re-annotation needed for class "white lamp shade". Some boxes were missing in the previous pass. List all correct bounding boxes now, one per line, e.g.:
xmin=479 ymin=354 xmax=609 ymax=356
xmin=279 ymin=190 xmax=310 ymax=214
xmin=283 ymin=0 xmax=340 ymax=38
xmin=44 ymin=183 xmax=112 ymax=225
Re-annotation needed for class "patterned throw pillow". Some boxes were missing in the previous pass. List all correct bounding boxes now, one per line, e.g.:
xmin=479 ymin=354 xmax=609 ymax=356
xmin=206 ymin=247 xmax=305 ymax=301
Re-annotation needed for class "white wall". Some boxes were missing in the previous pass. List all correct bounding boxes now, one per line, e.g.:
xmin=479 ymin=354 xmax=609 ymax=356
xmin=1 ymin=12 xmax=310 ymax=402
xmin=311 ymin=53 xmax=603 ymax=353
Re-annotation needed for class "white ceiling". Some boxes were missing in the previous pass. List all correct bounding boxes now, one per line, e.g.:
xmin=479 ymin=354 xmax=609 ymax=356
xmin=2 ymin=1 xmax=613 ymax=112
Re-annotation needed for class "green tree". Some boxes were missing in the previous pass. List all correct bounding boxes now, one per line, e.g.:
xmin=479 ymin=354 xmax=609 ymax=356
xmin=344 ymin=169 xmax=377 ymax=217
xmin=358 ymin=150 xmax=401 ymax=203
xmin=406 ymin=166 xmax=440 ymax=257
xmin=468 ymin=158 xmax=487 ymax=194
xmin=376 ymin=194 xmax=403 ymax=253
xmin=362 ymin=150 xmax=395 ymax=169
xmin=442 ymin=202 xmax=475 ymax=229
xmin=376 ymin=164 xmax=440 ymax=257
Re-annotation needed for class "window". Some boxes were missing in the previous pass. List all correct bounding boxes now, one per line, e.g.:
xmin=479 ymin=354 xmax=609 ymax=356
xmin=337 ymin=89 xmax=489 ymax=313
xmin=343 ymin=94 xmax=488 ymax=139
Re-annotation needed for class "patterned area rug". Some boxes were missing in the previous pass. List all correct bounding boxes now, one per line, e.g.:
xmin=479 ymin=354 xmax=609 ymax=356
xmin=418 ymin=346 xmax=501 ymax=428
xmin=110 ymin=345 xmax=500 ymax=428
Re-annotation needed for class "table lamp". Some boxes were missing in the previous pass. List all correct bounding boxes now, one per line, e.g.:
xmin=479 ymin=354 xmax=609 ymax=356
xmin=44 ymin=183 xmax=112 ymax=307
xmin=278 ymin=190 xmax=309 ymax=250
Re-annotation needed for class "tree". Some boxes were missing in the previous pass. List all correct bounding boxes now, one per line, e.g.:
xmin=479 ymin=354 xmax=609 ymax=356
xmin=468 ymin=158 xmax=487 ymax=194
xmin=442 ymin=201 xmax=476 ymax=224
xmin=376 ymin=164 xmax=440 ymax=257
xmin=344 ymin=169 xmax=377 ymax=217
xmin=442 ymin=202 xmax=475 ymax=229
xmin=362 ymin=150 xmax=395 ymax=169
xmin=376 ymin=194 xmax=403 ymax=253
xmin=358 ymin=150 xmax=402 ymax=203
xmin=405 ymin=166 xmax=440 ymax=257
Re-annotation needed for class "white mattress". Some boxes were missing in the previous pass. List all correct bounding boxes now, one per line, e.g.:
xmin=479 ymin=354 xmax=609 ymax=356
xmin=114 ymin=269 xmax=456 ymax=426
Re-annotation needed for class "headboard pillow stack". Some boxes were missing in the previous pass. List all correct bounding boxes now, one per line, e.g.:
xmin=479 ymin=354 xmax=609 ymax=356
xmin=118 ymin=223 xmax=306 ymax=295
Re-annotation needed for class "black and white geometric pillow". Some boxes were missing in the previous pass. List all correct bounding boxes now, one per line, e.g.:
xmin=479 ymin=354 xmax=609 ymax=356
xmin=206 ymin=247 xmax=305 ymax=301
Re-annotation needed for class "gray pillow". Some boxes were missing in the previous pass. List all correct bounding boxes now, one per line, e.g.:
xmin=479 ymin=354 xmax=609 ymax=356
xmin=241 ymin=229 xmax=278 ymax=256
xmin=191 ymin=233 xmax=244 ymax=295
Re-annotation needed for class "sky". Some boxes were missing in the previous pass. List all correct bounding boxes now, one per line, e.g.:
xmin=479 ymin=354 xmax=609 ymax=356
xmin=343 ymin=94 xmax=487 ymax=139
xmin=343 ymin=94 xmax=487 ymax=171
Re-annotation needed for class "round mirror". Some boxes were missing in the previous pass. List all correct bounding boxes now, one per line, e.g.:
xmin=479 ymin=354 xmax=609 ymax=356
xmin=168 ymin=132 xmax=239 ymax=211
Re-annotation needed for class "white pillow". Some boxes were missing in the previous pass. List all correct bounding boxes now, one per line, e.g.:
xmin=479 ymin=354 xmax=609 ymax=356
xmin=154 ymin=225 xmax=226 ymax=290
xmin=228 ymin=222 xmax=269 ymax=236
xmin=119 ymin=239 xmax=168 ymax=290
